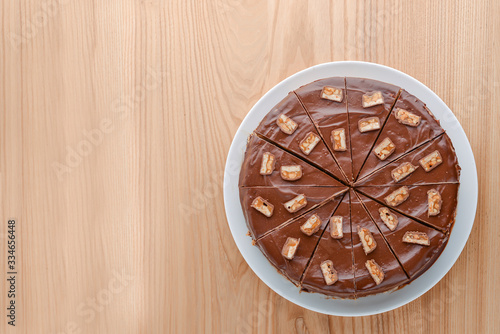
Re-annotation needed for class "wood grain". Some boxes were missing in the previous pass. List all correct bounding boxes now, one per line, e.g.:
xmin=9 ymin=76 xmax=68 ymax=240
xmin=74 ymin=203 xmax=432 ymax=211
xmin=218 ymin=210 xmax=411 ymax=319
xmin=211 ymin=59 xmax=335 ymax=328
xmin=1 ymin=0 xmax=498 ymax=333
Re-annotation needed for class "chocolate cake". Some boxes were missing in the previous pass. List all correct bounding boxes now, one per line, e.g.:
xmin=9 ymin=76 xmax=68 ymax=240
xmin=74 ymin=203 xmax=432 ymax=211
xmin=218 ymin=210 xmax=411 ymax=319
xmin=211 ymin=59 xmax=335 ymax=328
xmin=238 ymin=77 xmax=460 ymax=298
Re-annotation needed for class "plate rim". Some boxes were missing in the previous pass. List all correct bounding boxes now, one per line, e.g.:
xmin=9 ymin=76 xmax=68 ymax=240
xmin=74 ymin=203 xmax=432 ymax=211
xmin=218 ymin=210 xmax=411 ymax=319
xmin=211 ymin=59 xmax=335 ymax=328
xmin=223 ymin=61 xmax=478 ymax=316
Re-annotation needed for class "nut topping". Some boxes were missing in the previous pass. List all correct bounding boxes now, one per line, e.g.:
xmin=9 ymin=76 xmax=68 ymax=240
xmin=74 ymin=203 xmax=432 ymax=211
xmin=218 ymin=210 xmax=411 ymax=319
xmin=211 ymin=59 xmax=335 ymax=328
xmin=378 ymin=207 xmax=399 ymax=231
xmin=362 ymin=91 xmax=384 ymax=108
xmin=394 ymin=108 xmax=421 ymax=127
xmin=391 ymin=162 xmax=419 ymax=182
xmin=330 ymin=216 xmax=343 ymax=239
xmin=365 ymin=259 xmax=385 ymax=285
xmin=276 ymin=113 xmax=298 ymax=135
xmin=358 ymin=227 xmax=377 ymax=254
xmin=427 ymin=189 xmax=442 ymax=216
xmin=259 ymin=152 xmax=276 ymax=175
xmin=300 ymin=214 xmax=322 ymax=236
xmin=299 ymin=132 xmax=321 ymax=155
xmin=384 ymin=186 xmax=410 ymax=207
xmin=320 ymin=260 xmax=338 ymax=285
xmin=403 ymin=231 xmax=430 ymax=246
xmin=281 ymin=237 xmax=300 ymax=260
xmin=321 ymin=86 xmax=343 ymax=102
xmin=251 ymin=197 xmax=274 ymax=217
xmin=373 ymin=137 xmax=396 ymax=160
xmin=284 ymin=194 xmax=307 ymax=213
xmin=280 ymin=165 xmax=303 ymax=181
xmin=331 ymin=128 xmax=347 ymax=151
xmin=419 ymin=150 xmax=443 ymax=172
xmin=358 ymin=117 xmax=381 ymax=133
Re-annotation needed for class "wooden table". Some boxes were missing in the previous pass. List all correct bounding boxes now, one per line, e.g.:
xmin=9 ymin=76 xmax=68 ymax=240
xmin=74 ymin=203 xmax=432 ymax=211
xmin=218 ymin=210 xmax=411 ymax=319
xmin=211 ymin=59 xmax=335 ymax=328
xmin=1 ymin=0 xmax=498 ymax=333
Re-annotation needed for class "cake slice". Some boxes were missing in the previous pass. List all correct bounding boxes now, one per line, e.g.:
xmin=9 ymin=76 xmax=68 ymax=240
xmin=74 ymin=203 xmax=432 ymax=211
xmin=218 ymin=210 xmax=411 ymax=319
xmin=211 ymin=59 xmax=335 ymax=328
xmin=355 ymin=133 xmax=461 ymax=186
xmin=300 ymin=192 xmax=356 ymax=298
xmin=356 ymin=192 xmax=449 ymax=279
xmin=350 ymin=190 xmax=409 ymax=297
xmin=345 ymin=78 xmax=401 ymax=180
xmin=294 ymin=78 xmax=353 ymax=181
xmin=240 ymin=186 xmax=348 ymax=239
xmin=239 ymin=135 xmax=345 ymax=187
xmin=254 ymin=92 xmax=346 ymax=182
xmin=256 ymin=194 xmax=346 ymax=285
xmin=356 ymin=184 xmax=459 ymax=232
xmin=356 ymin=90 xmax=445 ymax=180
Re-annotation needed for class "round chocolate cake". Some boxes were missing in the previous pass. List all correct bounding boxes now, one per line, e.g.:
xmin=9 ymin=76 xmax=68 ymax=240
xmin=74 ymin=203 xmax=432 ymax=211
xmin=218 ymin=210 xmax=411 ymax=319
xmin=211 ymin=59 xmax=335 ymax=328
xmin=238 ymin=77 xmax=460 ymax=298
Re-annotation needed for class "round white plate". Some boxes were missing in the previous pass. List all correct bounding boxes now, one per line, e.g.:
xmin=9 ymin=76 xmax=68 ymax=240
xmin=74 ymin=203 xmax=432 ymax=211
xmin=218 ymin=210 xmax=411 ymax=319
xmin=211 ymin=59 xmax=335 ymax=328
xmin=223 ymin=61 xmax=477 ymax=316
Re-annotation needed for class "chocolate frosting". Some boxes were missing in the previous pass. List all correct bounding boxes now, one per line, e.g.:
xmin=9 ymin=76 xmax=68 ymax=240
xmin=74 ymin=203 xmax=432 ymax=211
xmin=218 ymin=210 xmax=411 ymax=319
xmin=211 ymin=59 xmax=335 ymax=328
xmin=256 ymin=195 xmax=344 ymax=284
xmin=301 ymin=193 xmax=356 ymax=298
xmin=345 ymin=78 xmax=401 ymax=179
xmin=254 ymin=92 xmax=345 ymax=181
xmin=239 ymin=135 xmax=344 ymax=187
xmin=358 ymin=192 xmax=449 ymax=278
xmin=237 ymin=77 xmax=460 ymax=298
xmin=240 ymin=186 xmax=347 ymax=239
xmin=357 ymin=89 xmax=445 ymax=180
xmin=357 ymin=184 xmax=459 ymax=232
xmin=294 ymin=78 xmax=353 ymax=181
xmin=356 ymin=133 xmax=461 ymax=186
xmin=350 ymin=190 xmax=409 ymax=296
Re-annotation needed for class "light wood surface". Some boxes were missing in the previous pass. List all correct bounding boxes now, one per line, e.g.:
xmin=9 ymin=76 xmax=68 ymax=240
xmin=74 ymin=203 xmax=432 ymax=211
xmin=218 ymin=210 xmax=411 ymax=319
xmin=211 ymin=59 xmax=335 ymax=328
xmin=1 ymin=0 xmax=498 ymax=333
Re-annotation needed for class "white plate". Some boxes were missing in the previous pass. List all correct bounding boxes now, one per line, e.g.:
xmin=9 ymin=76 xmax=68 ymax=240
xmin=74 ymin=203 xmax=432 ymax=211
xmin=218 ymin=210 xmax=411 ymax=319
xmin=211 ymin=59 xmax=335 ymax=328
xmin=223 ymin=61 xmax=477 ymax=316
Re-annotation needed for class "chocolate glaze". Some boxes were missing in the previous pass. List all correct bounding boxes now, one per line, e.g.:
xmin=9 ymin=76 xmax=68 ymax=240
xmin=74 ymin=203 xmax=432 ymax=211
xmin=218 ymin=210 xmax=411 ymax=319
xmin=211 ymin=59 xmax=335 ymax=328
xmin=240 ymin=186 xmax=348 ymax=239
xmin=357 ymin=192 xmax=449 ymax=278
xmin=254 ymin=93 xmax=346 ymax=182
xmin=238 ymin=77 xmax=461 ymax=298
xmin=256 ymin=196 xmax=344 ymax=284
xmin=356 ymin=133 xmax=461 ymax=186
xmin=350 ymin=190 xmax=409 ymax=296
xmin=301 ymin=193 xmax=356 ymax=298
xmin=357 ymin=90 xmax=445 ymax=180
xmin=357 ymin=184 xmax=459 ymax=232
xmin=345 ymin=78 xmax=401 ymax=180
xmin=239 ymin=135 xmax=344 ymax=187
xmin=294 ymin=78 xmax=353 ymax=181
